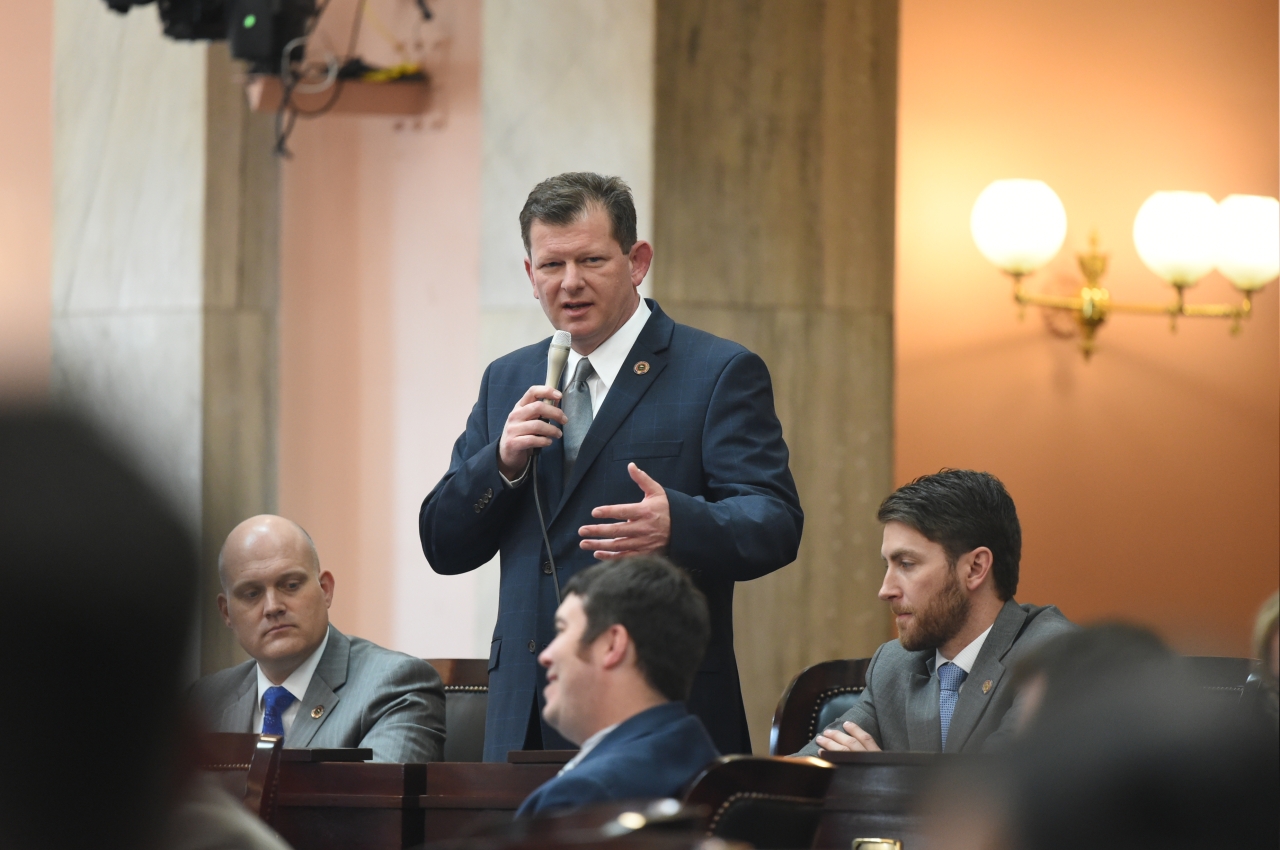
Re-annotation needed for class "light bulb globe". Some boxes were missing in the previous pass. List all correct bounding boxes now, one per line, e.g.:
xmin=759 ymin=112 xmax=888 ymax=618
xmin=970 ymin=179 xmax=1068 ymax=275
xmin=1216 ymin=194 xmax=1279 ymax=291
xmin=1132 ymin=191 xmax=1218 ymax=286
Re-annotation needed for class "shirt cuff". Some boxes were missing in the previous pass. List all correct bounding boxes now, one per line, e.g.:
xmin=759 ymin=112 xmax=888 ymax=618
xmin=500 ymin=458 xmax=531 ymax=488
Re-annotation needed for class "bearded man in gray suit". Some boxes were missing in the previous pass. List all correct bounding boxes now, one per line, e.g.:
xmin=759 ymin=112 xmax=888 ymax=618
xmin=798 ymin=470 xmax=1075 ymax=756
xmin=191 ymin=515 xmax=446 ymax=763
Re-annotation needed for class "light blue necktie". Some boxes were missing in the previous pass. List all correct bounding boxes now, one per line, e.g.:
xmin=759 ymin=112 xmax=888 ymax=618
xmin=262 ymin=685 xmax=296 ymax=738
xmin=938 ymin=662 xmax=967 ymax=751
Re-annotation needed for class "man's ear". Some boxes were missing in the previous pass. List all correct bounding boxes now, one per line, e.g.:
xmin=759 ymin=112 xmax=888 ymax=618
xmin=963 ymin=547 xmax=994 ymax=591
xmin=628 ymin=240 xmax=653 ymax=287
xmin=598 ymin=624 xmax=631 ymax=670
xmin=217 ymin=593 xmax=232 ymax=628
xmin=319 ymin=571 xmax=335 ymax=609
xmin=525 ymin=256 xmax=537 ymax=296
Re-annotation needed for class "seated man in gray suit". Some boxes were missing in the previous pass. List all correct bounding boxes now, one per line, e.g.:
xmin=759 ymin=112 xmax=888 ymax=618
xmin=799 ymin=470 xmax=1075 ymax=755
xmin=190 ymin=515 xmax=446 ymax=762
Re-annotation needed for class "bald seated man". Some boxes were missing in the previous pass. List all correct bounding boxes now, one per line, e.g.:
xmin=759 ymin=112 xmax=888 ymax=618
xmin=189 ymin=516 xmax=446 ymax=762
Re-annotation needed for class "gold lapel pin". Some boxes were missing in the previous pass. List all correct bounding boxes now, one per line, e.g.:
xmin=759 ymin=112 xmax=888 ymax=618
xmin=311 ymin=705 xmax=325 ymax=719
xmin=633 ymin=361 xmax=650 ymax=375
xmin=982 ymin=680 xmax=993 ymax=694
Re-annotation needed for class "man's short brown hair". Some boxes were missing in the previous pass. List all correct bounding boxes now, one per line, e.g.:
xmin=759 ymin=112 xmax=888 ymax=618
xmin=519 ymin=172 xmax=638 ymax=255
xmin=561 ymin=555 xmax=710 ymax=701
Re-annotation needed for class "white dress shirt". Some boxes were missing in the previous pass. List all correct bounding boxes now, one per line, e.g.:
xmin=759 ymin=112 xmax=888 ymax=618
xmin=503 ymin=297 xmax=652 ymax=486
xmin=935 ymin=623 xmax=993 ymax=693
xmin=557 ymin=722 xmax=619 ymax=775
xmin=562 ymin=297 xmax=652 ymax=416
xmin=253 ymin=629 xmax=330 ymax=736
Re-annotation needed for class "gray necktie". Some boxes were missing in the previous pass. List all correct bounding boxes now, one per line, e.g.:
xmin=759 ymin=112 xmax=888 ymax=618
xmin=562 ymin=358 xmax=595 ymax=478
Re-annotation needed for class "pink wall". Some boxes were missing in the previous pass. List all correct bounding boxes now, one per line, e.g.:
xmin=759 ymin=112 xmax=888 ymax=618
xmin=0 ymin=4 xmax=52 ymax=392
xmin=897 ymin=0 xmax=1279 ymax=654
xmin=279 ymin=0 xmax=482 ymax=654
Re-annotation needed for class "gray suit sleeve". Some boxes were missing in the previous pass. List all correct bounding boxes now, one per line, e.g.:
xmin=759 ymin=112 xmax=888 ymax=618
xmin=357 ymin=656 xmax=447 ymax=763
xmin=794 ymin=645 xmax=885 ymax=757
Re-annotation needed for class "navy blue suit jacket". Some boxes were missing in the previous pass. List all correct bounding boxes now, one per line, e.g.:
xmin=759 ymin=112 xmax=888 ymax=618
xmin=515 ymin=702 xmax=720 ymax=817
xmin=419 ymin=301 xmax=803 ymax=760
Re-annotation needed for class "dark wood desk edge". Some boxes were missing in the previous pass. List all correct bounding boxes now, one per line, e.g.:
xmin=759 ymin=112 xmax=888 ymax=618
xmin=278 ymin=793 xmax=423 ymax=808
xmin=420 ymin=795 xmax=529 ymax=809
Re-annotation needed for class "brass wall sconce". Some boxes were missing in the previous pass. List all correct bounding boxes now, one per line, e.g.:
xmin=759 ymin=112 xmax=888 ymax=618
xmin=970 ymin=180 xmax=1280 ymax=358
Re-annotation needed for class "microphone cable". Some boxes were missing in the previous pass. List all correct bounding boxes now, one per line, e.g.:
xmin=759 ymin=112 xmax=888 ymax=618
xmin=530 ymin=453 xmax=561 ymax=603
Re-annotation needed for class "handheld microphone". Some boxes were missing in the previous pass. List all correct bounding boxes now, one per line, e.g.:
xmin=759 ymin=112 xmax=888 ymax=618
xmin=533 ymin=329 xmax=571 ymax=601
xmin=545 ymin=330 xmax=572 ymax=398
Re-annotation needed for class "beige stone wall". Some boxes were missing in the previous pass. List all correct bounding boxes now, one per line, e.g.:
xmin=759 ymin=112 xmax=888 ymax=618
xmin=654 ymin=0 xmax=898 ymax=752
xmin=52 ymin=3 xmax=277 ymax=675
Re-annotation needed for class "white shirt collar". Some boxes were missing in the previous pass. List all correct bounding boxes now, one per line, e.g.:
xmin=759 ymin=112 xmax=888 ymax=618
xmin=558 ymin=722 xmax=620 ymax=775
xmin=256 ymin=626 xmax=330 ymax=705
xmin=564 ymin=297 xmax=651 ymax=395
xmin=936 ymin=623 xmax=993 ymax=675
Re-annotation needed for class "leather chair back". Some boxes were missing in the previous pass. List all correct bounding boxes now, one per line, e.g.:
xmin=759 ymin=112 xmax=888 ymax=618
xmin=427 ymin=658 xmax=490 ymax=762
xmin=769 ymin=658 xmax=870 ymax=756
xmin=683 ymin=755 xmax=835 ymax=849
xmin=196 ymin=732 xmax=283 ymax=821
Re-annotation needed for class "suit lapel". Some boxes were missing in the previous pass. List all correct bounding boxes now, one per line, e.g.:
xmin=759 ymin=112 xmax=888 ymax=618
xmin=221 ymin=666 xmax=258 ymax=733
xmin=285 ymin=626 xmax=348 ymax=748
xmin=944 ymin=600 xmax=1026 ymax=752
xmin=905 ymin=653 xmax=941 ymax=751
xmin=551 ymin=304 xmax=674 ymax=522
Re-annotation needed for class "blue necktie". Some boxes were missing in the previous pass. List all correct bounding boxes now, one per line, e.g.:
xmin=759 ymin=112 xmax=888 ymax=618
xmin=938 ymin=662 xmax=967 ymax=751
xmin=262 ymin=686 xmax=296 ymax=738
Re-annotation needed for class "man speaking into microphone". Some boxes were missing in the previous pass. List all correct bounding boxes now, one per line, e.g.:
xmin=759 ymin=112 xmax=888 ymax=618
xmin=419 ymin=173 xmax=802 ymax=760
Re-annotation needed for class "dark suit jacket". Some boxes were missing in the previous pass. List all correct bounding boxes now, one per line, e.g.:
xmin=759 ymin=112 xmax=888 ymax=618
xmin=797 ymin=599 xmax=1076 ymax=755
xmin=190 ymin=625 xmax=447 ymax=763
xmin=420 ymin=300 xmax=803 ymax=760
xmin=515 ymin=702 xmax=720 ymax=817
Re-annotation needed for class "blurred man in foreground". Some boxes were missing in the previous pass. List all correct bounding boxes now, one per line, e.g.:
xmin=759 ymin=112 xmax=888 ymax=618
xmin=799 ymin=469 xmax=1075 ymax=755
xmin=191 ymin=515 xmax=446 ymax=762
xmin=516 ymin=556 xmax=720 ymax=817
xmin=920 ymin=624 xmax=1278 ymax=850
xmin=0 ymin=410 xmax=198 ymax=850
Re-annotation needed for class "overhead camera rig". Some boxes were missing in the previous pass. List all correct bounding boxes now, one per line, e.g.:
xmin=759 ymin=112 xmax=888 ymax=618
xmin=104 ymin=0 xmax=434 ymax=155
xmin=105 ymin=0 xmax=320 ymax=74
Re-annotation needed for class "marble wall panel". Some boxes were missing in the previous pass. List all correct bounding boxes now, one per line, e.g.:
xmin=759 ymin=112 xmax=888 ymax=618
xmin=54 ymin=6 xmax=279 ymax=673
xmin=655 ymin=0 xmax=898 ymax=752
xmin=53 ymin=3 xmax=206 ymax=314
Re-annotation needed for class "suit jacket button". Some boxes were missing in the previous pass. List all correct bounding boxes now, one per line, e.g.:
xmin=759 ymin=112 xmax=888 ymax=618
xmin=484 ymin=487 xmax=494 ymax=499
xmin=528 ymin=640 xmax=537 ymax=653
xmin=474 ymin=503 xmax=483 ymax=513
xmin=542 ymin=561 xmax=553 ymax=575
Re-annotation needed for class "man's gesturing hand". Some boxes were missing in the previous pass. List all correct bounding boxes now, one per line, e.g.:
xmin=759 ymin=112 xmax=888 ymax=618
xmin=578 ymin=463 xmax=671 ymax=559
xmin=814 ymin=721 xmax=881 ymax=753
xmin=498 ymin=385 xmax=567 ymax=480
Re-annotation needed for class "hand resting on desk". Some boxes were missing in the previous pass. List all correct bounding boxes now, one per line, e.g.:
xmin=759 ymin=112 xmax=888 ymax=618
xmin=814 ymin=720 xmax=882 ymax=753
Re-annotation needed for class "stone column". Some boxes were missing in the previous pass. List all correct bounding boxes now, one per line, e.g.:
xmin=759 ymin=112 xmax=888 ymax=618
xmin=52 ymin=5 xmax=278 ymax=675
xmin=654 ymin=0 xmax=898 ymax=751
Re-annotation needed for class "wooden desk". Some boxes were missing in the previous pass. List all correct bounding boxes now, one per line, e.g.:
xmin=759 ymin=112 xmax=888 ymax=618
xmin=273 ymin=758 xmax=426 ymax=850
xmin=419 ymin=751 xmax=573 ymax=839
xmin=812 ymin=751 xmax=940 ymax=849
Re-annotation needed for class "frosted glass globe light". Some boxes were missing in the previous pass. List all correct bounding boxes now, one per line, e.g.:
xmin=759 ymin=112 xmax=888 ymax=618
xmin=970 ymin=179 xmax=1068 ymax=275
xmin=1215 ymin=194 xmax=1280 ymax=291
xmin=1131 ymin=191 xmax=1218 ymax=286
